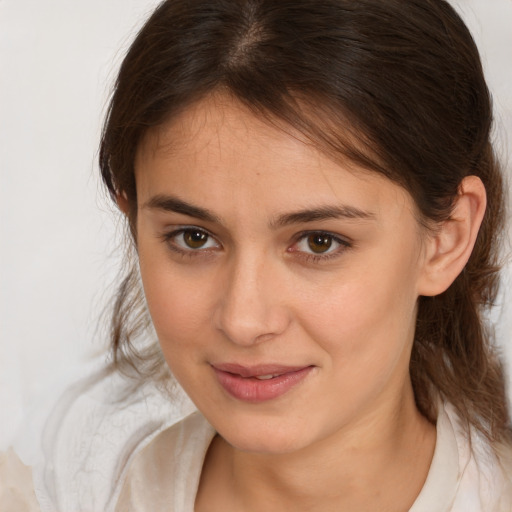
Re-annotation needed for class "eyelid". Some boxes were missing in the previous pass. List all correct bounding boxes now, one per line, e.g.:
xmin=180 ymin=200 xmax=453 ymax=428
xmin=288 ymin=230 xmax=352 ymax=261
xmin=161 ymin=225 xmax=221 ymax=253
xmin=159 ymin=226 xmax=352 ymax=263
xmin=292 ymin=229 xmax=352 ymax=247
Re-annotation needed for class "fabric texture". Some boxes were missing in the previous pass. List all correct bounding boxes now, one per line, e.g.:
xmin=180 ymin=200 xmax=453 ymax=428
xmin=30 ymin=369 xmax=195 ymax=512
xmin=115 ymin=403 xmax=512 ymax=512
xmin=2 ymin=370 xmax=512 ymax=511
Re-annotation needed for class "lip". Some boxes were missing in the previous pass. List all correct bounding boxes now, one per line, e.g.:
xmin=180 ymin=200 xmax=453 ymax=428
xmin=211 ymin=363 xmax=314 ymax=403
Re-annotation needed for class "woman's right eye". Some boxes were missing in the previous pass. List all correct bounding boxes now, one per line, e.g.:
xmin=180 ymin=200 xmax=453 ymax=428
xmin=164 ymin=228 xmax=220 ymax=253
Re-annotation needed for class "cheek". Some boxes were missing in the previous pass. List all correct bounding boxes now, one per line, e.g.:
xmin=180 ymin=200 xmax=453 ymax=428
xmin=297 ymin=250 xmax=420 ymax=371
xmin=141 ymin=274 xmax=214 ymax=382
xmin=295 ymin=273 xmax=418 ymax=421
xmin=144 ymin=278 xmax=210 ymax=340
xmin=137 ymin=246 xmax=216 ymax=357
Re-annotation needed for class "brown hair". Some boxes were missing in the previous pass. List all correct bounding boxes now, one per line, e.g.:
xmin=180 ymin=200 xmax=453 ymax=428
xmin=99 ymin=0 xmax=510 ymax=441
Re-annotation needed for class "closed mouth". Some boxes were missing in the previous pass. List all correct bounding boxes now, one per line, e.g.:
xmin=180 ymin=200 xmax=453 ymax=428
xmin=211 ymin=363 xmax=314 ymax=403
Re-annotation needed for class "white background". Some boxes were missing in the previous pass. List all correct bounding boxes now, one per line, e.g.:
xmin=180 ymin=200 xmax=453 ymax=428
xmin=1 ymin=0 xmax=511 ymax=449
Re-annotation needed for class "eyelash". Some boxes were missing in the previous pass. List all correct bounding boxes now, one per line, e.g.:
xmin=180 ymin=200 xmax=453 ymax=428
xmin=160 ymin=227 xmax=352 ymax=262
xmin=289 ymin=231 xmax=352 ymax=263
xmin=161 ymin=227 xmax=221 ymax=258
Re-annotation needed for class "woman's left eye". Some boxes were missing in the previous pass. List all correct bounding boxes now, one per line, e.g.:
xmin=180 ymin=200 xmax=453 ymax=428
xmin=290 ymin=232 xmax=350 ymax=259
xmin=164 ymin=228 xmax=220 ymax=252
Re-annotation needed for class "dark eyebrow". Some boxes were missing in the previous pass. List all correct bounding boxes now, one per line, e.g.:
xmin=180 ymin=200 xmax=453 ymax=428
xmin=143 ymin=195 xmax=374 ymax=228
xmin=270 ymin=205 xmax=375 ymax=229
xmin=142 ymin=195 xmax=220 ymax=223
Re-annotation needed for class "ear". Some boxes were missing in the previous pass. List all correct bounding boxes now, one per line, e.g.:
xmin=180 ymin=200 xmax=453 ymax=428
xmin=116 ymin=191 xmax=130 ymax=216
xmin=417 ymin=176 xmax=487 ymax=297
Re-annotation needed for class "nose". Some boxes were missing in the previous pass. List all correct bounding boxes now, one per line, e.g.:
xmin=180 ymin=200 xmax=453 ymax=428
xmin=213 ymin=253 xmax=291 ymax=346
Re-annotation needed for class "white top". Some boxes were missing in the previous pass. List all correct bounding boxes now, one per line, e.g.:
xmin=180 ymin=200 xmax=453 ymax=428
xmin=2 ymin=370 xmax=512 ymax=511
xmin=114 ymin=405 xmax=512 ymax=512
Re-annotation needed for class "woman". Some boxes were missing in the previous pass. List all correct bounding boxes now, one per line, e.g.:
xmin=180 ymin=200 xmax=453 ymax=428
xmin=2 ymin=0 xmax=511 ymax=510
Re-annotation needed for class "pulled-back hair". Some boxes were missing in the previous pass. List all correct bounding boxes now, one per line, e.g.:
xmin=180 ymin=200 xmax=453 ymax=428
xmin=99 ymin=0 xmax=510 ymax=442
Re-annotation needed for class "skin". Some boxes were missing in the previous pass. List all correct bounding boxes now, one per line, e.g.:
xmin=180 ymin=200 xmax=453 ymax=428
xmin=130 ymin=93 xmax=485 ymax=511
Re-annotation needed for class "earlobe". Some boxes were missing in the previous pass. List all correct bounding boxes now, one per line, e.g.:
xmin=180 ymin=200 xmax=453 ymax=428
xmin=417 ymin=176 xmax=487 ymax=297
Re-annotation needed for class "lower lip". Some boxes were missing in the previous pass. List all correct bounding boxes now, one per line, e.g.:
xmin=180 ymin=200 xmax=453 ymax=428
xmin=213 ymin=366 xmax=313 ymax=403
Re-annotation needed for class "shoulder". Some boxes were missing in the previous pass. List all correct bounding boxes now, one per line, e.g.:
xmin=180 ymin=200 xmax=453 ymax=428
xmin=0 ymin=448 xmax=40 ymax=512
xmin=115 ymin=411 xmax=215 ymax=512
xmin=32 ymin=367 xmax=196 ymax=512
xmin=444 ymin=403 xmax=512 ymax=511
xmin=482 ymin=440 xmax=512 ymax=510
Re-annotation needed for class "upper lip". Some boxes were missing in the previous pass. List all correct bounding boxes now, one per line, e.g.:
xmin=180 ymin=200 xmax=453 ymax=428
xmin=211 ymin=363 xmax=312 ymax=378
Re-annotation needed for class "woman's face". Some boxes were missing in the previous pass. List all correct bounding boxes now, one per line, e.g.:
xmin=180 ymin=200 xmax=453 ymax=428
xmin=135 ymin=95 xmax=429 ymax=454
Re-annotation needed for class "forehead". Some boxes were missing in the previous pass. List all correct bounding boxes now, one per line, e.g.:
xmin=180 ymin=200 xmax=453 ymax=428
xmin=134 ymin=94 xmax=418 ymax=224
xmin=138 ymin=94 xmax=320 ymax=168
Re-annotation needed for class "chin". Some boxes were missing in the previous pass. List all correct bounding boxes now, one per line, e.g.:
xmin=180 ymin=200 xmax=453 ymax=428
xmin=228 ymin=435 xmax=307 ymax=455
xmin=214 ymin=415 xmax=316 ymax=455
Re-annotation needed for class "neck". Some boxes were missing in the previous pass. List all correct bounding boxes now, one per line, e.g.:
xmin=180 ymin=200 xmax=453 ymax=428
xmin=196 ymin=384 xmax=436 ymax=512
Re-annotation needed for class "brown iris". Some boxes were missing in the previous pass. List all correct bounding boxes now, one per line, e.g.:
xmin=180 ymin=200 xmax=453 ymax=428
xmin=307 ymin=233 xmax=333 ymax=253
xmin=183 ymin=229 xmax=209 ymax=249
